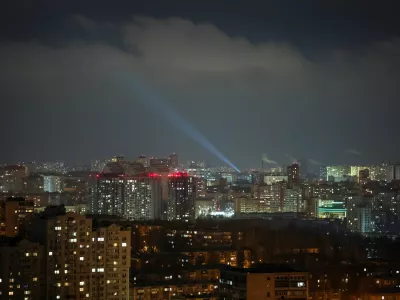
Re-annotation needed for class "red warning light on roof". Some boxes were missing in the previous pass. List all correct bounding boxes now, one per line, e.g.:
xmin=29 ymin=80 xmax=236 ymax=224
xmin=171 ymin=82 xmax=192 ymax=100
xmin=168 ymin=172 xmax=188 ymax=178
xmin=148 ymin=172 xmax=159 ymax=178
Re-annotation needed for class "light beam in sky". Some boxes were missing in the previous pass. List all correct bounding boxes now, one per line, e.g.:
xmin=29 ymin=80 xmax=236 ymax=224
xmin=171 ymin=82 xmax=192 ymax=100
xmin=123 ymin=76 xmax=240 ymax=172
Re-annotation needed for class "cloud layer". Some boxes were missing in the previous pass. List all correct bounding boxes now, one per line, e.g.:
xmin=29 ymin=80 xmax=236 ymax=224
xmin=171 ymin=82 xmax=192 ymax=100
xmin=1 ymin=15 xmax=400 ymax=166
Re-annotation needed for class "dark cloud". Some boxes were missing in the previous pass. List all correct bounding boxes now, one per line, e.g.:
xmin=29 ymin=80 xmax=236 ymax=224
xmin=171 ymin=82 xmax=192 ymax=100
xmin=2 ymin=12 xmax=400 ymax=167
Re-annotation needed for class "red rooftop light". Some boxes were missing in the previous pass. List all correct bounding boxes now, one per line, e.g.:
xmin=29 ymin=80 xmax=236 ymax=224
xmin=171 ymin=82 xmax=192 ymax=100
xmin=168 ymin=172 xmax=188 ymax=178
xmin=148 ymin=172 xmax=159 ymax=178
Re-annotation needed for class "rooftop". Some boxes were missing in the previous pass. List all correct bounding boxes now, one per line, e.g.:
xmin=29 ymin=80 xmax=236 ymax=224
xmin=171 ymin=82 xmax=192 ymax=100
xmin=223 ymin=264 xmax=302 ymax=274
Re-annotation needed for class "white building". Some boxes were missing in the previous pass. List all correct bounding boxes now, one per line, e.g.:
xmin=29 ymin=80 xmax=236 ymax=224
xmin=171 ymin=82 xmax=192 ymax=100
xmin=43 ymin=175 xmax=62 ymax=192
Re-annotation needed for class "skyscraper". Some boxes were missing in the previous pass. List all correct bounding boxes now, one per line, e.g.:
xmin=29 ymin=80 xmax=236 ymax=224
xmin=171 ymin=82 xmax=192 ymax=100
xmin=91 ymin=173 xmax=125 ymax=217
xmin=167 ymin=172 xmax=196 ymax=221
xmin=91 ymin=173 xmax=162 ymax=220
xmin=125 ymin=173 xmax=162 ymax=220
xmin=29 ymin=209 xmax=131 ymax=300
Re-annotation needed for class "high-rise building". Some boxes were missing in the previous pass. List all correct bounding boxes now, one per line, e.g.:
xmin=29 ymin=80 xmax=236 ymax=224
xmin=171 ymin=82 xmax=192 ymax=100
xmin=90 ymin=173 xmax=162 ymax=220
xmin=0 ymin=197 xmax=34 ymax=237
xmin=169 ymin=153 xmax=178 ymax=168
xmin=347 ymin=205 xmax=372 ymax=235
xmin=23 ymin=174 xmax=44 ymax=193
xmin=125 ymin=173 xmax=162 ymax=220
xmin=368 ymin=163 xmax=387 ymax=181
xmin=359 ymin=169 xmax=370 ymax=185
xmin=195 ymin=178 xmax=207 ymax=198
xmin=29 ymin=209 xmax=131 ymax=300
xmin=252 ymin=182 xmax=284 ymax=212
xmin=287 ymin=163 xmax=300 ymax=188
xmin=91 ymin=173 xmax=125 ymax=217
xmin=0 ymin=238 xmax=44 ymax=299
xmin=0 ymin=165 xmax=27 ymax=193
xmin=350 ymin=166 xmax=369 ymax=178
xmin=387 ymin=164 xmax=400 ymax=182
xmin=319 ymin=166 xmax=327 ymax=181
xmin=43 ymin=175 xmax=62 ymax=193
xmin=283 ymin=186 xmax=302 ymax=212
xmin=167 ymin=172 xmax=196 ymax=221
xmin=326 ymin=165 xmax=351 ymax=182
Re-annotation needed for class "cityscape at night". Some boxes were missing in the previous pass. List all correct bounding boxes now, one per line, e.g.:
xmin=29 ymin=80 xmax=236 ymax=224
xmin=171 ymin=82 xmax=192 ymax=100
xmin=2 ymin=0 xmax=400 ymax=299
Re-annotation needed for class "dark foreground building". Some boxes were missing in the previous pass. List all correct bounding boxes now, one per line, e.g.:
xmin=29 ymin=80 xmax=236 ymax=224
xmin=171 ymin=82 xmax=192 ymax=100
xmin=220 ymin=264 xmax=309 ymax=300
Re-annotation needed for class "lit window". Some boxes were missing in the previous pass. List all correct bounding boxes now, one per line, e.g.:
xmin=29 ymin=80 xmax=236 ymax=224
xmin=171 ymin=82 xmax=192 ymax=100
xmin=25 ymin=253 xmax=30 ymax=257
xmin=9 ymin=292 xmax=13 ymax=296
xmin=91 ymin=268 xmax=96 ymax=272
xmin=56 ymin=296 xmax=60 ymax=299
xmin=86 ymin=294 xmax=90 ymax=298
xmin=97 ymin=237 xmax=104 ymax=242
xmin=79 ymin=288 xmax=84 ymax=292
xmin=57 ymin=283 xmax=61 ymax=287
xmin=49 ymin=252 xmax=53 ymax=256
xmin=113 ymin=243 xmax=118 ymax=247
xmin=64 ymin=270 xmax=68 ymax=274
xmin=97 ymin=268 xmax=104 ymax=272
xmin=122 ymin=242 xmax=127 ymax=247
xmin=32 ymin=277 xmax=37 ymax=282
xmin=79 ymin=281 xmax=85 ymax=286
xmin=80 ymin=257 xmax=84 ymax=261
xmin=54 ymin=270 xmax=59 ymax=274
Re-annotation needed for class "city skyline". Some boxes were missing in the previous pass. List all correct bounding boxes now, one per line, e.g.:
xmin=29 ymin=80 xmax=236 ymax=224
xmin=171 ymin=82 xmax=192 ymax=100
xmin=2 ymin=1 xmax=400 ymax=168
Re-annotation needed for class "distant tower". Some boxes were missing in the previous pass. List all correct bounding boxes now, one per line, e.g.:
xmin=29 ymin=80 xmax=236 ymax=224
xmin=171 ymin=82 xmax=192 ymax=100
xmin=287 ymin=163 xmax=300 ymax=188
xmin=169 ymin=153 xmax=178 ymax=168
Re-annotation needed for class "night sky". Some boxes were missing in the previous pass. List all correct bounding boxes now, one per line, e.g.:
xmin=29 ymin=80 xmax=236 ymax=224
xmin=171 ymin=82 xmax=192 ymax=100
xmin=2 ymin=0 xmax=400 ymax=169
